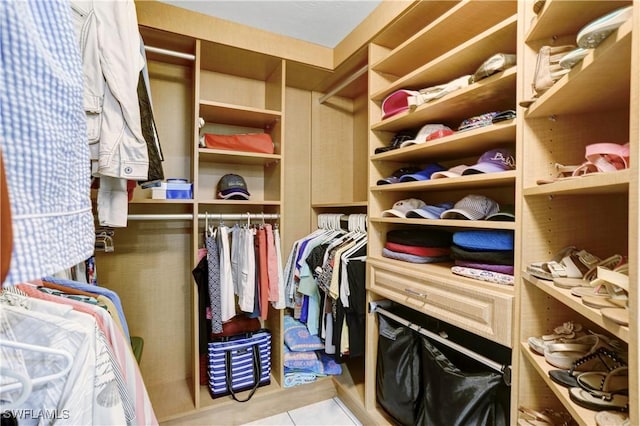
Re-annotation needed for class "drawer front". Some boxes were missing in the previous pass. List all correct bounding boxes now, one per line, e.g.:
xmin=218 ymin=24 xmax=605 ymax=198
xmin=368 ymin=262 xmax=513 ymax=347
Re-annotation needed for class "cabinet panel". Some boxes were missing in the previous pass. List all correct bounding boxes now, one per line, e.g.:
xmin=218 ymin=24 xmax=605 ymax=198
xmin=368 ymin=259 xmax=513 ymax=346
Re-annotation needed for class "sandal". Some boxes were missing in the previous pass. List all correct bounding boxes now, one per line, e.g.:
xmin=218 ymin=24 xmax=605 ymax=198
xmin=577 ymin=366 xmax=628 ymax=395
xmin=518 ymin=406 xmax=575 ymax=426
xmin=571 ymin=143 xmax=630 ymax=177
xmin=527 ymin=246 xmax=578 ymax=280
xmin=582 ymin=266 xmax=629 ymax=310
xmin=569 ymin=386 xmax=628 ymax=412
xmin=595 ymin=411 xmax=630 ymax=426
xmin=554 ymin=254 xmax=624 ymax=289
xmin=527 ymin=321 xmax=584 ymax=355
xmin=536 ymin=163 xmax=580 ymax=185
xmin=544 ymin=333 xmax=620 ymax=370
xmin=549 ymin=346 xmax=627 ymax=389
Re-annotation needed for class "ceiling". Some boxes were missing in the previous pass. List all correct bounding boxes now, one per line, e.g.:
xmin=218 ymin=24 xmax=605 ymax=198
xmin=157 ymin=0 xmax=383 ymax=48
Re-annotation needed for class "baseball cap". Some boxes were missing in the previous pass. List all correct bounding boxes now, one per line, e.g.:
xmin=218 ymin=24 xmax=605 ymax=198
xmin=440 ymin=194 xmax=500 ymax=220
xmin=430 ymin=164 xmax=468 ymax=179
xmin=462 ymin=148 xmax=515 ymax=175
xmin=453 ymin=230 xmax=514 ymax=251
xmin=457 ymin=112 xmax=500 ymax=132
xmin=377 ymin=166 xmax=422 ymax=185
xmin=381 ymin=198 xmax=426 ymax=218
xmin=381 ymin=89 xmax=420 ymax=120
xmin=406 ymin=202 xmax=454 ymax=219
xmin=217 ymin=174 xmax=250 ymax=200
xmin=485 ymin=204 xmax=515 ymax=221
xmin=374 ymin=130 xmax=417 ymax=154
xmin=399 ymin=163 xmax=446 ymax=182
xmin=399 ymin=124 xmax=453 ymax=148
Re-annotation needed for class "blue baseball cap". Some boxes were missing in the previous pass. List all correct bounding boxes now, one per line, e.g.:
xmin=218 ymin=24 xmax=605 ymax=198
xmin=452 ymin=230 xmax=514 ymax=251
xmin=406 ymin=202 xmax=454 ymax=219
xmin=399 ymin=163 xmax=446 ymax=182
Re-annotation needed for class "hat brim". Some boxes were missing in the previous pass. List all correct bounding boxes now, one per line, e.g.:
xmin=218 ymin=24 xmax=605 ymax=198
xmin=218 ymin=190 xmax=250 ymax=200
xmin=485 ymin=212 xmax=515 ymax=221
xmin=440 ymin=208 xmax=485 ymax=220
xmin=399 ymin=173 xmax=429 ymax=182
xmin=376 ymin=176 xmax=401 ymax=185
xmin=406 ymin=207 xmax=445 ymax=219
xmin=431 ymin=171 xmax=462 ymax=179
xmin=462 ymin=163 xmax=511 ymax=175
xmin=381 ymin=209 xmax=409 ymax=218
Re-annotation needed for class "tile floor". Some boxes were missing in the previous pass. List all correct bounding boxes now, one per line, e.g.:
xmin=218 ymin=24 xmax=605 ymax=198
xmin=242 ymin=397 xmax=362 ymax=426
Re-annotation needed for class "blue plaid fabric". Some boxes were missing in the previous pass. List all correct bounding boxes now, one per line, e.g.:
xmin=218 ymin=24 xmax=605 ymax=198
xmin=0 ymin=0 xmax=94 ymax=285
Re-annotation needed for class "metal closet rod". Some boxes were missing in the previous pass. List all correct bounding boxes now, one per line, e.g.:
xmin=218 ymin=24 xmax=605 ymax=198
xmin=370 ymin=301 xmax=508 ymax=376
xmin=144 ymin=45 xmax=195 ymax=61
xmin=127 ymin=213 xmax=280 ymax=221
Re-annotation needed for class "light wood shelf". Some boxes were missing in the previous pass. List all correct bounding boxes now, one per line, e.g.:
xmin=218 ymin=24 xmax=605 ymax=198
xmin=198 ymin=148 xmax=281 ymax=165
xmin=370 ymin=217 xmax=516 ymax=231
xmin=371 ymin=67 xmax=517 ymax=132
xmin=523 ymin=170 xmax=630 ymax=197
xmin=199 ymin=100 xmax=282 ymax=128
xmin=371 ymin=170 xmax=516 ymax=193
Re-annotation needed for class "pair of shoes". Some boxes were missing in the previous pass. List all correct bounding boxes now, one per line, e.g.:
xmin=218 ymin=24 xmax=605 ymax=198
xmin=518 ymin=406 xmax=576 ymax=425
xmin=576 ymin=6 xmax=633 ymax=49
xmin=527 ymin=321 xmax=584 ymax=355
xmin=554 ymin=254 xmax=624 ymax=289
xmin=549 ymin=344 xmax=627 ymax=388
xmin=544 ymin=333 xmax=622 ymax=370
xmin=527 ymin=246 xmax=600 ymax=282
xmin=569 ymin=365 xmax=629 ymax=412
xmin=571 ymin=258 xmax=627 ymax=297
xmin=580 ymin=266 xmax=630 ymax=326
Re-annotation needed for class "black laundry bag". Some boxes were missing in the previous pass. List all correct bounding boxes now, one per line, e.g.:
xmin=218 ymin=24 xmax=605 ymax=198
xmin=415 ymin=335 xmax=509 ymax=426
xmin=376 ymin=315 xmax=422 ymax=426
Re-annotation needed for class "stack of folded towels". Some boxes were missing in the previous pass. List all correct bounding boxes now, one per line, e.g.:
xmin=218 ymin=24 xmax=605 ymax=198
xmin=450 ymin=230 xmax=514 ymax=285
xmin=383 ymin=229 xmax=452 ymax=264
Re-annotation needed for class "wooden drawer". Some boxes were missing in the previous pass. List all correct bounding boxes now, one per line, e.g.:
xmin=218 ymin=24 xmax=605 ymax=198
xmin=368 ymin=260 xmax=513 ymax=347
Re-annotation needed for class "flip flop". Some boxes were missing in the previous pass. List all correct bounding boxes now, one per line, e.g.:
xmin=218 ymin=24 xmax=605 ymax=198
xmin=595 ymin=411 xmax=630 ymax=426
xmin=569 ymin=386 xmax=628 ymax=411
xmin=536 ymin=163 xmax=580 ymax=185
xmin=553 ymin=254 xmax=622 ymax=289
xmin=572 ymin=143 xmax=630 ymax=177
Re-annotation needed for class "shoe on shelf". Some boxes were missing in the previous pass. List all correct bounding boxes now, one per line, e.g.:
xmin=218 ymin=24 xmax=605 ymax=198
xmin=554 ymin=254 xmax=624 ymax=289
xmin=582 ymin=265 xmax=629 ymax=311
xmin=527 ymin=321 xmax=584 ymax=355
xmin=527 ymin=246 xmax=600 ymax=282
xmin=549 ymin=344 xmax=627 ymax=389
xmin=517 ymin=406 xmax=576 ymax=426
xmin=559 ymin=47 xmax=589 ymax=69
xmin=577 ymin=6 xmax=633 ymax=49
xmin=595 ymin=411 xmax=630 ymax=426
xmin=577 ymin=365 xmax=628 ymax=395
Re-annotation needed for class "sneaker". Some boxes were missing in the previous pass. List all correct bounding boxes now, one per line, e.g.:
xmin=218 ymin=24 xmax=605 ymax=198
xmin=576 ymin=6 xmax=633 ymax=49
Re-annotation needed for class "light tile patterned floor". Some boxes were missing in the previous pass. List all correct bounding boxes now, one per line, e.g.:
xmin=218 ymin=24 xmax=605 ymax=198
xmin=242 ymin=397 xmax=362 ymax=426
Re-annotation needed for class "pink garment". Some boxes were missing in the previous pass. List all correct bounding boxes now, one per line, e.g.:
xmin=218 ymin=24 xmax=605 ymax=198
xmin=264 ymin=224 xmax=279 ymax=302
xmin=454 ymin=260 xmax=514 ymax=275
xmin=256 ymin=228 xmax=269 ymax=320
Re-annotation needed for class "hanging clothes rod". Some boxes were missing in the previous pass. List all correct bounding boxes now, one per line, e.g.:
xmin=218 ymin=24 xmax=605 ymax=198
xmin=318 ymin=65 xmax=368 ymax=104
xmin=144 ymin=45 xmax=195 ymax=61
xmin=370 ymin=301 xmax=510 ymax=379
xmin=126 ymin=213 xmax=279 ymax=221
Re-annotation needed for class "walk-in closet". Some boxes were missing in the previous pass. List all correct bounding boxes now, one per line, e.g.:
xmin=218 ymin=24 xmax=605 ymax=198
xmin=1 ymin=1 xmax=637 ymax=425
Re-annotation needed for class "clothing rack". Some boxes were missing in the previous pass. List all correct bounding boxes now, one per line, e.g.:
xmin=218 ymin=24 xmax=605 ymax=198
xmin=126 ymin=213 xmax=280 ymax=221
xmin=318 ymin=65 xmax=368 ymax=104
xmin=144 ymin=45 xmax=195 ymax=61
xmin=369 ymin=300 xmax=511 ymax=383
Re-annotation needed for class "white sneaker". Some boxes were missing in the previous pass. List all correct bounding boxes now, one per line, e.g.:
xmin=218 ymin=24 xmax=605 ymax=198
xmin=576 ymin=6 xmax=633 ymax=49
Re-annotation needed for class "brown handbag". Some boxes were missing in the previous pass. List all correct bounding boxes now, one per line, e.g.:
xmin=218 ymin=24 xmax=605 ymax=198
xmin=204 ymin=133 xmax=274 ymax=154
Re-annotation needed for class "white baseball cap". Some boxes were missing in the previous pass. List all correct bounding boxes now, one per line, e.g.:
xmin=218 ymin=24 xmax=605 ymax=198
xmin=400 ymin=124 xmax=453 ymax=148
xmin=381 ymin=198 xmax=426 ymax=218
xmin=431 ymin=164 xmax=468 ymax=179
xmin=440 ymin=194 xmax=500 ymax=220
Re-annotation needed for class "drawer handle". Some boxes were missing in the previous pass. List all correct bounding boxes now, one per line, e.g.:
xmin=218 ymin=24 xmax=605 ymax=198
xmin=404 ymin=288 xmax=427 ymax=298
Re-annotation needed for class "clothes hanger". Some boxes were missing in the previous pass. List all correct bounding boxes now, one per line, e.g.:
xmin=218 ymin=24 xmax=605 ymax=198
xmin=0 ymin=367 xmax=32 ymax=410
xmin=39 ymin=280 xmax=99 ymax=299
xmin=0 ymin=339 xmax=74 ymax=393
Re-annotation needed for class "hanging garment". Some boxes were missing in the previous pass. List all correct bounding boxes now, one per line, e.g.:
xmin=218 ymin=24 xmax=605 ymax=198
xmin=217 ymin=226 xmax=236 ymax=322
xmin=0 ymin=0 xmax=94 ymax=285
xmin=272 ymin=225 xmax=286 ymax=309
xmin=205 ymin=234 xmax=223 ymax=334
xmin=256 ymin=227 xmax=269 ymax=320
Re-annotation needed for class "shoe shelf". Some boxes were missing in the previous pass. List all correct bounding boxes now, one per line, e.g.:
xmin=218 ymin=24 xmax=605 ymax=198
xmin=520 ymin=342 xmax=604 ymax=426
xmin=372 ymin=1 xmax=516 ymax=78
xmin=371 ymin=68 xmax=516 ymax=133
xmin=525 ymin=17 xmax=632 ymax=119
xmin=522 ymin=272 xmax=630 ymax=343
xmin=371 ymin=15 xmax=517 ymax=102
xmin=372 ymin=121 xmax=516 ymax=162
xmin=522 ymin=169 xmax=630 ymax=197
xmin=525 ymin=0 xmax=632 ymax=45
